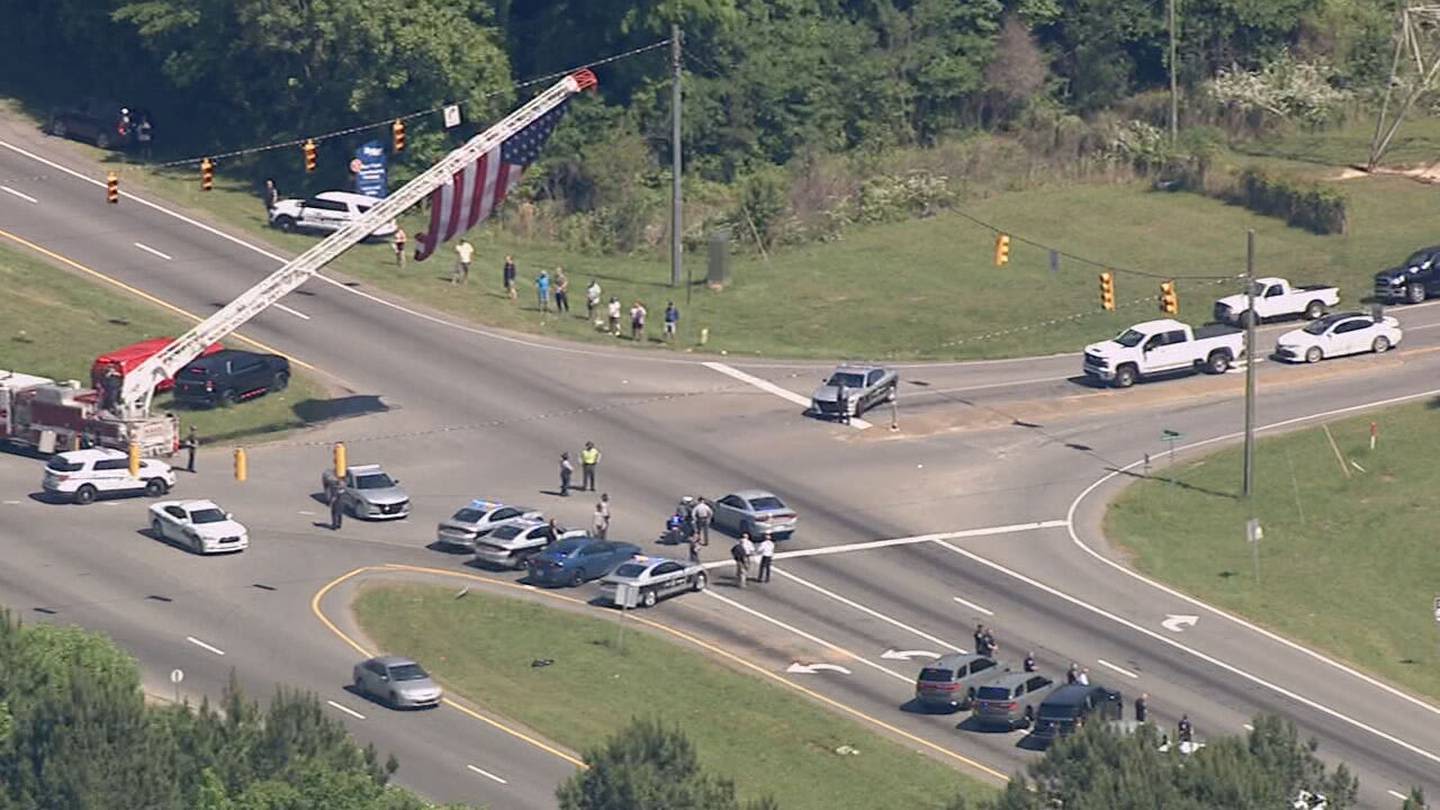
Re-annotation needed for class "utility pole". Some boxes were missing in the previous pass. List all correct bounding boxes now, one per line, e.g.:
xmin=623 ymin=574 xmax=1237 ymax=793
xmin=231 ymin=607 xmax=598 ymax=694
xmin=1168 ymin=0 xmax=1179 ymax=145
xmin=1243 ymin=229 xmax=1257 ymax=498
xmin=670 ymin=23 xmax=683 ymax=288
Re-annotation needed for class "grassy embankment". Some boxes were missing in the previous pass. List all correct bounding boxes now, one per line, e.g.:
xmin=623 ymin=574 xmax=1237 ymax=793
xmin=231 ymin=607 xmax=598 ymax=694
xmin=0 ymin=241 xmax=323 ymax=443
xmin=1107 ymin=402 xmax=1440 ymax=702
xmin=354 ymin=583 xmax=995 ymax=810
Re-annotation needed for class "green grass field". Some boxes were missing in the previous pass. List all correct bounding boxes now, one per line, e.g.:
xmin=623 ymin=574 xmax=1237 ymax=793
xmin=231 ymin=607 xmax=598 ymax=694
xmin=1106 ymin=403 xmax=1440 ymax=703
xmin=353 ymin=583 xmax=993 ymax=810
xmin=0 ymin=241 xmax=323 ymax=444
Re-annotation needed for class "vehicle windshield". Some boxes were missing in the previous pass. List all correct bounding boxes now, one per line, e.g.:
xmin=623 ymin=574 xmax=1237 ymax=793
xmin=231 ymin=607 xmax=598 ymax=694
xmin=46 ymin=457 xmax=83 ymax=472
xmin=452 ymin=508 xmax=485 ymax=523
xmin=750 ymin=496 xmax=786 ymax=511
xmin=1302 ymin=319 xmax=1338 ymax=335
xmin=354 ymin=473 xmax=393 ymax=489
xmin=1113 ymin=329 xmax=1146 ymax=348
xmin=388 ymin=664 xmax=428 ymax=681
xmin=1247 ymin=281 xmax=1268 ymax=296
xmin=190 ymin=508 xmax=226 ymax=524
xmin=1041 ymin=704 xmax=1081 ymax=719
xmin=549 ymin=538 xmax=587 ymax=556
xmin=918 ymin=667 xmax=953 ymax=683
xmin=826 ymin=372 xmax=866 ymax=388
xmin=1406 ymin=249 xmax=1434 ymax=268
xmin=490 ymin=524 xmax=525 ymax=540
xmin=976 ymin=686 xmax=1012 ymax=700
xmin=613 ymin=563 xmax=647 ymax=578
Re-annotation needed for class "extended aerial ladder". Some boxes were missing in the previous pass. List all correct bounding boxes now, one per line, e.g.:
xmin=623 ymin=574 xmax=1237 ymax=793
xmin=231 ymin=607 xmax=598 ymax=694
xmin=117 ymin=69 xmax=597 ymax=424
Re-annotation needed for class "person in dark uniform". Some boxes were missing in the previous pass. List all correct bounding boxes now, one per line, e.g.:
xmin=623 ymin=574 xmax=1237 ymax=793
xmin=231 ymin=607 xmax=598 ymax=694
xmin=329 ymin=483 xmax=346 ymax=530
xmin=1177 ymin=714 xmax=1193 ymax=743
xmin=183 ymin=426 xmax=198 ymax=473
xmin=836 ymin=383 xmax=850 ymax=425
xmin=1023 ymin=651 xmax=1037 ymax=672
xmin=1135 ymin=692 xmax=1149 ymax=723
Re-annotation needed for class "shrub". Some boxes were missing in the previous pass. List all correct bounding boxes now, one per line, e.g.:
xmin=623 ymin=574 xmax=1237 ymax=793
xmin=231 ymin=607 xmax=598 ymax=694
xmin=1230 ymin=167 xmax=1348 ymax=234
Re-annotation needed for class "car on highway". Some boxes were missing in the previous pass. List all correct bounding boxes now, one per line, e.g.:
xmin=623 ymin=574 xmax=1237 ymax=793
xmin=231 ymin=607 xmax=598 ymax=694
xmin=1274 ymin=312 xmax=1402 ymax=364
xmin=913 ymin=653 xmax=1006 ymax=712
xmin=473 ymin=520 xmax=584 ymax=570
xmin=810 ymin=364 xmax=898 ymax=420
xmin=526 ymin=537 xmax=642 ymax=587
xmin=1373 ymin=245 xmax=1440 ymax=304
xmin=1212 ymin=276 xmax=1339 ymax=326
xmin=435 ymin=500 xmax=544 ymax=551
xmin=970 ymin=672 xmax=1057 ymax=729
xmin=598 ymin=556 xmax=709 ymax=608
xmin=1031 ymin=683 xmax=1124 ymax=747
xmin=42 ymin=448 xmax=175 ymax=505
xmin=269 ymin=190 xmax=399 ymax=240
xmin=352 ymin=655 xmax=442 ymax=709
xmin=148 ymin=499 xmax=249 ymax=554
xmin=1082 ymin=319 xmax=1245 ymax=388
xmin=323 ymin=464 xmax=409 ymax=520
xmin=45 ymin=100 xmax=149 ymax=150
xmin=711 ymin=490 xmax=798 ymax=539
xmin=172 ymin=349 xmax=290 ymax=408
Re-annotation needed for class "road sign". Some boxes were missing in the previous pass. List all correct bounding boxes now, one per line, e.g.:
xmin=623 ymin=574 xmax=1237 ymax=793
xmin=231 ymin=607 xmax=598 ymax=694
xmin=169 ymin=668 xmax=184 ymax=684
xmin=443 ymin=104 xmax=462 ymax=129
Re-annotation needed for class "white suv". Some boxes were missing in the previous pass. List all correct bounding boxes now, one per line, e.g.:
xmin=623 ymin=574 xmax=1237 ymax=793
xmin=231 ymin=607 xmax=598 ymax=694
xmin=42 ymin=448 xmax=176 ymax=504
xmin=268 ymin=190 xmax=397 ymax=240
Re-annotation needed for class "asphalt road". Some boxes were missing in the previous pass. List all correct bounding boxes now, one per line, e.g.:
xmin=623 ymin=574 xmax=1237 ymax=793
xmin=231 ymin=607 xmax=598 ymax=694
xmin=2 ymin=120 xmax=1440 ymax=809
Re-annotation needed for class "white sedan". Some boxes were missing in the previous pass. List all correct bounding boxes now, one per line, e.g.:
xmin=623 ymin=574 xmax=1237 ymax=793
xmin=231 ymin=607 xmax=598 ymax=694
xmin=599 ymin=556 xmax=708 ymax=608
xmin=148 ymin=499 xmax=249 ymax=554
xmin=1275 ymin=313 xmax=1402 ymax=364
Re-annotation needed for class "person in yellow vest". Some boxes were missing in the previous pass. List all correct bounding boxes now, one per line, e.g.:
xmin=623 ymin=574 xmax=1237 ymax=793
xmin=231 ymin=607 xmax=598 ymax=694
xmin=580 ymin=441 xmax=601 ymax=492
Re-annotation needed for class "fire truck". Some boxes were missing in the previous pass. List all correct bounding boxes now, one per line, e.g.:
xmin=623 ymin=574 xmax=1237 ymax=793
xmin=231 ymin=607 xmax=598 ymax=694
xmin=2 ymin=70 xmax=594 ymax=458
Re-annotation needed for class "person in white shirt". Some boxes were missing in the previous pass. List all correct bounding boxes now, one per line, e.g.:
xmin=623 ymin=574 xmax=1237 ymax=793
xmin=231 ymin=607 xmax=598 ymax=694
xmin=586 ymin=280 xmax=603 ymax=324
xmin=756 ymin=534 xmax=775 ymax=583
xmin=691 ymin=498 xmax=713 ymax=546
xmin=453 ymin=239 xmax=474 ymax=284
xmin=607 ymin=296 xmax=622 ymax=335
xmin=1076 ymin=667 xmax=1090 ymax=686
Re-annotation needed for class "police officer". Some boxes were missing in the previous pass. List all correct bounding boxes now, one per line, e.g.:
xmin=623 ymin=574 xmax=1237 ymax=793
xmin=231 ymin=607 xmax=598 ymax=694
xmin=836 ymin=383 xmax=850 ymax=425
xmin=1177 ymin=714 xmax=1193 ymax=743
xmin=1134 ymin=692 xmax=1149 ymax=723
xmin=580 ymin=441 xmax=600 ymax=491
xmin=183 ymin=426 xmax=198 ymax=473
xmin=329 ymin=482 xmax=346 ymax=530
xmin=1023 ymin=651 xmax=1037 ymax=673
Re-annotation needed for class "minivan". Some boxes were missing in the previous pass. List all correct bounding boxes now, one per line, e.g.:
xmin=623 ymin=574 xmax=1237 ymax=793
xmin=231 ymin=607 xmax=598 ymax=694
xmin=913 ymin=653 xmax=1006 ymax=712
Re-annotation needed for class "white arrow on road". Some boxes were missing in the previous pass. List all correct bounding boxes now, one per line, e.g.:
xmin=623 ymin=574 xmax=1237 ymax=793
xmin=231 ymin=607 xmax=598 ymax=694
xmin=786 ymin=662 xmax=853 ymax=675
xmin=880 ymin=649 xmax=941 ymax=661
xmin=1162 ymin=614 xmax=1199 ymax=632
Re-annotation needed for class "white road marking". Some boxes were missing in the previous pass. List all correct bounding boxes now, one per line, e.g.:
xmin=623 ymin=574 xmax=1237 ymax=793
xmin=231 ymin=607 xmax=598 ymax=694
xmin=880 ymin=649 xmax=941 ymax=661
xmin=1161 ymin=614 xmax=1199 ymax=632
xmin=133 ymin=241 xmax=173 ymax=261
xmin=467 ymin=764 xmax=508 ymax=784
xmin=327 ymin=700 xmax=366 ymax=720
xmin=2 ymin=185 xmax=37 ymax=203
xmin=702 ymin=589 xmax=911 ymax=683
xmin=274 ymin=302 xmax=311 ymax=320
xmin=2 ymin=500 xmax=20 ymax=505
xmin=1243 ymin=723 xmax=1254 ymax=731
xmin=951 ymin=595 xmax=995 ymax=617
xmin=931 ymin=538 xmax=1440 ymax=769
xmin=701 ymin=361 xmax=872 ymax=429
xmin=1224 ymin=356 xmax=1266 ymax=374
xmin=1097 ymin=659 xmax=1138 ymax=679
xmin=787 ymin=662 xmax=852 ymax=675
xmin=772 ymin=519 xmax=1068 ymax=562
xmin=912 ymin=374 xmax=1073 ymax=397
xmin=185 ymin=635 xmax=225 ymax=656
xmin=772 ymin=568 xmax=964 ymax=653
xmin=1389 ymin=789 xmax=1409 ymax=801
xmin=298 ymin=510 xmax=316 ymax=515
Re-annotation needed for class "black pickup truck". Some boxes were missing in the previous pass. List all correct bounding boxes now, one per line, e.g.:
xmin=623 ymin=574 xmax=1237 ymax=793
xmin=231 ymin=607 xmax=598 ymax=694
xmin=173 ymin=350 xmax=289 ymax=408
xmin=1373 ymin=245 xmax=1440 ymax=304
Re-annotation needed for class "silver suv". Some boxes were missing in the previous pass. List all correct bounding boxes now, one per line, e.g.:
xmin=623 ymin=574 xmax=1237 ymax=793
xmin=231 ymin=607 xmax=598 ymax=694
xmin=971 ymin=672 xmax=1057 ymax=730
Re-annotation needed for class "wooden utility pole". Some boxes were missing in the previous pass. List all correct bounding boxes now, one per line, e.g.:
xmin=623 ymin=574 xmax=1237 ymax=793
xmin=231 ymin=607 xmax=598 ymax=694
xmin=1168 ymin=0 xmax=1179 ymax=144
xmin=670 ymin=24 xmax=683 ymax=288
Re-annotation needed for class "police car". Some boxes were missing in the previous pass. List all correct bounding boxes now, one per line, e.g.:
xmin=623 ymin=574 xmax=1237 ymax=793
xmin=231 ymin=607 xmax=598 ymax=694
xmin=434 ymin=500 xmax=543 ymax=551
xmin=599 ymin=556 xmax=708 ymax=608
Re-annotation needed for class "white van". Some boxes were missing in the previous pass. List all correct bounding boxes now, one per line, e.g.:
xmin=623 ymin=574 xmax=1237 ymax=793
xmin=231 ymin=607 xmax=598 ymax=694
xmin=42 ymin=448 xmax=175 ymax=504
xmin=268 ymin=190 xmax=397 ymax=240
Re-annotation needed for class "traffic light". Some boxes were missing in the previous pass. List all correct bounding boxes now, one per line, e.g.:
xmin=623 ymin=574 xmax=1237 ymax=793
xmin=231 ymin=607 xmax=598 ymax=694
xmin=106 ymin=171 xmax=119 ymax=204
xmin=993 ymin=233 xmax=1011 ymax=267
xmin=1099 ymin=272 xmax=1116 ymax=311
xmin=392 ymin=119 xmax=406 ymax=152
xmin=1159 ymin=281 xmax=1179 ymax=315
xmin=303 ymin=139 xmax=317 ymax=173
xmin=200 ymin=157 xmax=214 ymax=191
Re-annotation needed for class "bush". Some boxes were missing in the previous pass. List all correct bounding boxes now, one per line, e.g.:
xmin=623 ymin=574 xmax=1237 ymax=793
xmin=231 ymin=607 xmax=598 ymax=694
xmin=1230 ymin=167 xmax=1348 ymax=234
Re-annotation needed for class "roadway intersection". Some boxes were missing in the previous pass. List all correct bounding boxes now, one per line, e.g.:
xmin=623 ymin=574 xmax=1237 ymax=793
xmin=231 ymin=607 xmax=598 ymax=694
xmin=2 ymin=120 xmax=1439 ymax=808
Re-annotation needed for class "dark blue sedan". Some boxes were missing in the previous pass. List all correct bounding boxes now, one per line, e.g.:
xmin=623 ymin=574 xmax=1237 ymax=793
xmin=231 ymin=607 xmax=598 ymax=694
xmin=526 ymin=537 xmax=642 ymax=587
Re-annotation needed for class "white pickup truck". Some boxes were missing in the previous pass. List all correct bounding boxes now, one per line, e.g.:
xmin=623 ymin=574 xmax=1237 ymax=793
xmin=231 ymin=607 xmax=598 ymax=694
xmin=1212 ymin=277 xmax=1339 ymax=326
xmin=1083 ymin=319 xmax=1246 ymax=388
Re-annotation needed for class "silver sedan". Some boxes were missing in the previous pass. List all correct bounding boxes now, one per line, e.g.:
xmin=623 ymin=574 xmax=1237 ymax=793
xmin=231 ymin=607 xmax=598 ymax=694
xmin=352 ymin=655 xmax=443 ymax=709
xmin=711 ymin=490 xmax=797 ymax=539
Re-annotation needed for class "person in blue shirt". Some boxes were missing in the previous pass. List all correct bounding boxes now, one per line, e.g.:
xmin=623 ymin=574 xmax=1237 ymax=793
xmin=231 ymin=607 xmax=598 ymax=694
xmin=663 ymin=301 xmax=679 ymax=341
xmin=536 ymin=270 xmax=551 ymax=313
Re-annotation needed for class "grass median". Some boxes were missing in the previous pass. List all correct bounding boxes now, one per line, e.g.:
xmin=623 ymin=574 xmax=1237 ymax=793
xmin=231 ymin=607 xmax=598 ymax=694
xmin=353 ymin=583 xmax=994 ymax=810
xmin=0 ymin=241 xmax=324 ymax=444
xmin=1106 ymin=402 xmax=1440 ymax=702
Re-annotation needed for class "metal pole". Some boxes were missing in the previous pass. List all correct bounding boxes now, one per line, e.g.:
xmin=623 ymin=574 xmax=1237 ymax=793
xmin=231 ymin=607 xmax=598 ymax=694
xmin=670 ymin=24 xmax=683 ymax=288
xmin=1168 ymin=0 xmax=1179 ymax=145
xmin=1243 ymin=229 xmax=1257 ymax=498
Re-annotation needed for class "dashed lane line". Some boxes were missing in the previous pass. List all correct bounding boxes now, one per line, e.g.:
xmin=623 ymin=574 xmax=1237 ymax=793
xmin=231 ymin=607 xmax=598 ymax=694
xmin=1097 ymin=659 xmax=1138 ymax=679
xmin=2 ymin=184 xmax=37 ymax=203
xmin=467 ymin=765 xmax=509 ymax=785
xmin=185 ymin=635 xmax=225 ymax=656
xmin=133 ymin=241 xmax=172 ymax=261
xmin=327 ymin=700 xmax=366 ymax=720
xmin=951 ymin=595 xmax=994 ymax=617
xmin=274 ymin=302 xmax=311 ymax=320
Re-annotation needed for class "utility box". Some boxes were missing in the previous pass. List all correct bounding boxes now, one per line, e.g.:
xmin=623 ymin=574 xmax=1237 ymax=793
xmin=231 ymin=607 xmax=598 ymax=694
xmin=613 ymin=581 xmax=639 ymax=609
xmin=707 ymin=230 xmax=731 ymax=288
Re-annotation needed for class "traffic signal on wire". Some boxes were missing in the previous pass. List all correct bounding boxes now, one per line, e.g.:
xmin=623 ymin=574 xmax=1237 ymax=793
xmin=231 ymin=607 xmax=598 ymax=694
xmin=392 ymin=119 xmax=406 ymax=152
xmin=1159 ymin=281 xmax=1179 ymax=315
xmin=106 ymin=171 xmax=119 ymax=203
xmin=993 ymin=233 xmax=1011 ymax=267
xmin=303 ymin=139 xmax=317 ymax=172
xmin=1099 ymin=272 xmax=1116 ymax=311
xmin=200 ymin=158 xmax=214 ymax=191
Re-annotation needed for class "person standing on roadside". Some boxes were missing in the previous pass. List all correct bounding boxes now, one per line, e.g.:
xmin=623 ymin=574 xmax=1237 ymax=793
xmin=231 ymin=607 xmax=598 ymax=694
xmin=1076 ymin=667 xmax=1090 ymax=686
xmin=836 ymin=382 xmax=851 ymax=425
xmin=663 ymin=301 xmax=679 ymax=342
xmin=1134 ymin=693 xmax=1149 ymax=723
xmin=599 ymin=493 xmax=611 ymax=537
xmin=393 ymin=226 xmax=407 ymax=269
xmin=630 ymin=300 xmax=647 ymax=341
xmin=329 ymin=483 xmax=346 ymax=530
xmin=263 ymin=178 xmax=280 ymax=214
xmin=756 ymin=533 xmax=775 ymax=583
xmin=1023 ymin=651 xmax=1037 ymax=673
xmin=1066 ymin=662 xmax=1080 ymax=684
xmin=592 ymin=501 xmax=608 ymax=538
xmin=688 ymin=531 xmax=702 ymax=564
xmin=503 ymin=255 xmax=518 ymax=300
xmin=731 ymin=533 xmax=754 ymax=589
xmin=453 ymin=238 xmax=473 ymax=284
xmin=536 ymin=270 xmax=551 ymax=313
xmin=558 ymin=452 xmax=573 ymax=496
xmin=554 ymin=267 xmax=570 ymax=314
xmin=183 ymin=425 xmax=199 ymax=473
xmin=586 ymin=279 xmax=602 ymax=323
xmin=607 ymin=296 xmax=622 ymax=335
xmin=691 ymin=497 xmax=712 ymax=546
xmin=580 ymin=441 xmax=601 ymax=491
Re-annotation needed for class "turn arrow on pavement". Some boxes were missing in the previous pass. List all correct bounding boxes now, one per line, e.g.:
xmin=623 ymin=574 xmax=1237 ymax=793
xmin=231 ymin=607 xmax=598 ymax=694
xmin=880 ymin=649 xmax=941 ymax=661
xmin=786 ymin=662 xmax=853 ymax=675
xmin=1162 ymin=614 xmax=1200 ymax=632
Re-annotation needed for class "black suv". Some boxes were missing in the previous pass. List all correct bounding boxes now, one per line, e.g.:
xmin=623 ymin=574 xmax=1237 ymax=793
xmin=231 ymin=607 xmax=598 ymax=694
xmin=173 ymin=350 xmax=290 ymax=408
xmin=1032 ymin=683 xmax=1123 ymax=746
xmin=1373 ymin=245 xmax=1440 ymax=304
xmin=46 ymin=100 xmax=150 ymax=150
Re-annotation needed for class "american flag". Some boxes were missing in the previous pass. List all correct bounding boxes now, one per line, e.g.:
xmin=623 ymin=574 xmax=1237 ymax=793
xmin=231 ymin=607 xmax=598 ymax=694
xmin=414 ymin=100 xmax=571 ymax=261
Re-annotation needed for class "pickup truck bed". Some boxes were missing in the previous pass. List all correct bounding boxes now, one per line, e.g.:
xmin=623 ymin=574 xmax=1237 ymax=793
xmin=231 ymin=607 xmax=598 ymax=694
xmin=1195 ymin=324 xmax=1243 ymax=339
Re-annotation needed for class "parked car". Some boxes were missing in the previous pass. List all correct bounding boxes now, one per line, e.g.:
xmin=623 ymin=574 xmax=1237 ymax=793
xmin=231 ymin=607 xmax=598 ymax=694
xmin=526 ymin=537 xmax=642 ymax=587
xmin=172 ymin=349 xmax=289 ymax=408
xmin=913 ymin=653 xmax=1007 ymax=712
xmin=269 ymin=190 xmax=398 ymax=240
xmin=1274 ymin=312 xmax=1402 ymax=364
xmin=711 ymin=490 xmax=798 ymax=539
xmin=599 ymin=556 xmax=709 ymax=608
xmin=1082 ymin=319 xmax=1245 ymax=388
xmin=46 ymin=100 xmax=149 ymax=150
xmin=92 ymin=338 xmax=224 ymax=394
xmin=473 ymin=520 xmax=583 ymax=570
xmin=352 ymin=655 xmax=442 ymax=709
xmin=1373 ymin=245 xmax=1440 ymax=304
xmin=435 ymin=500 xmax=543 ymax=551
xmin=810 ymin=364 xmax=898 ymax=420
xmin=148 ymin=499 xmax=248 ymax=554
xmin=322 ymin=464 xmax=409 ymax=520
xmin=1212 ymin=277 xmax=1339 ymax=326
xmin=971 ymin=672 xmax=1057 ymax=729
xmin=42 ymin=448 xmax=174 ymax=505
xmin=1032 ymin=683 xmax=1124 ymax=746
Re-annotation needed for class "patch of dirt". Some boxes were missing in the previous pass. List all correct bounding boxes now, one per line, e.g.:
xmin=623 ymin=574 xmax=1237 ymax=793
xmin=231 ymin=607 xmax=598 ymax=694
xmin=1334 ymin=163 xmax=1440 ymax=184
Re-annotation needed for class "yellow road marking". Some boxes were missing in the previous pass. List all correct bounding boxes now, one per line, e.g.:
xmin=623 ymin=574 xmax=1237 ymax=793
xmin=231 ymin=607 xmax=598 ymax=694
xmin=0 ymin=227 xmax=316 ymax=370
xmin=337 ymin=563 xmax=1010 ymax=784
